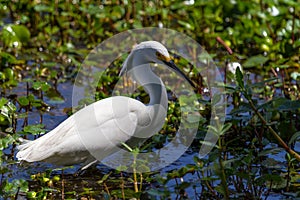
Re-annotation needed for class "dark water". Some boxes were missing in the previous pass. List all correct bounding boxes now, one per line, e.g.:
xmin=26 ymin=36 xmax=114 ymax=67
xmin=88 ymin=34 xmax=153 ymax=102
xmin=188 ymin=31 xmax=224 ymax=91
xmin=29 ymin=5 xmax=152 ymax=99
xmin=8 ymin=77 xmax=295 ymax=199
xmin=6 ymin=78 xmax=196 ymax=198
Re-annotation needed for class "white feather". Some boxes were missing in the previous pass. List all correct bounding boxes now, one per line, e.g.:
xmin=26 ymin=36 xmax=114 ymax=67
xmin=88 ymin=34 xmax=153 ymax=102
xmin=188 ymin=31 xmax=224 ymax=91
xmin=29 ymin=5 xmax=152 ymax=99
xmin=16 ymin=41 xmax=188 ymax=169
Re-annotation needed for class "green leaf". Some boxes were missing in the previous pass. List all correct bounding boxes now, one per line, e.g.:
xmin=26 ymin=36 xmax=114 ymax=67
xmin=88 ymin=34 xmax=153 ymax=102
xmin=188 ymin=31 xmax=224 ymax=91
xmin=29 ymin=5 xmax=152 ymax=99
xmin=291 ymin=72 xmax=300 ymax=80
xmin=0 ymin=52 xmax=18 ymax=65
xmin=249 ymin=77 xmax=278 ymax=88
xmin=3 ymin=68 xmax=14 ymax=80
xmin=23 ymin=124 xmax=46 ymax=135
xmin=235 ymin=66 xmax=244 ymax=88
xmin=120 ymin=142 xmax=133 ymax=152
xmin=11 ymin=25 xmax=31 ymax=43
xmin=258 ymin=147 xmax=284 ymax=157
xmin=272 ymin=98 xmax=300 ymax=111
xmin=186 ymin=113 xmax=203 ymax=123
xmin=215 ymin=185 xmax=226 ymax=196
xmin=41 ymin=82 xmax=50 ymax=92
xmin=0 ymin=98 xmax=8 ymax=107
xmin=178 ymin=20 xmax=194 ymax=30
xmin=6 ymin=101 xmax=16 ymax=112
xmin=288 ymin=131 xmax=300 ymax=147
xmin=97 ymin=172 xmax=112 ymax=184
xmin=243 ymin=55 xmax=268 ymax=68
xmin=32 ymin=81 xmax=42 ymax=90
xmin=34 ymin=4 xmax=54 ymax=12
xmin=221 ymin=123 xmax=232 ymax=135
xmin=147 ymin=188 xmax=170 ymax=197
xmin=0 ymin=134 xmax=15 ymax=150
xmin=18 ymin=96 xmax=29 ymax=106
xmin=2 ymin=25 xmax=30 ymax=48
xmin=32 ymin=81 xmax=50 ymax=91
xmin=211 ymin=93 xmax=222 ymax=106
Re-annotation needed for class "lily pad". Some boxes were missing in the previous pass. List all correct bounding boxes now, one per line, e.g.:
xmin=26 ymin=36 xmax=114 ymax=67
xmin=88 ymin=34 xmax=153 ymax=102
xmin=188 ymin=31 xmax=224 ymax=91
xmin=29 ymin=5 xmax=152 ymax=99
xmin=243 ymin=55 xmax=269 ymax=68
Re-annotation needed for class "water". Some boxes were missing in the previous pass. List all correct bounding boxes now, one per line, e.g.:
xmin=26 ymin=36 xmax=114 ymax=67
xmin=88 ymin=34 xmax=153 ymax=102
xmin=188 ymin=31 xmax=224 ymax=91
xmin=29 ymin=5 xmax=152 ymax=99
xmin=5 ymin=78 xmax=197 ymax=197
xmin=4 ymin=70 xmax=298 ymax=199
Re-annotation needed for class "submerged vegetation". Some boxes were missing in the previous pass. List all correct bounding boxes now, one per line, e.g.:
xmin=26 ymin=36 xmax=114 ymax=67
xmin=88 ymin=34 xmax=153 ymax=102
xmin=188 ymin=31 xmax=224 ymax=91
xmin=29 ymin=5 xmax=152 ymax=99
xmin=0 ymin=0 xmax=299 ymax=199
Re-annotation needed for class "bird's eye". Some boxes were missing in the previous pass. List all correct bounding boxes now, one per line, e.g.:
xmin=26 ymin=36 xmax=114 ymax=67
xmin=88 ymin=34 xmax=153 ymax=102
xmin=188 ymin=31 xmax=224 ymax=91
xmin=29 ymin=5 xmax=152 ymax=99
xmin=156 ymin=51 xmax=171 ymax=62
xmin=156 ymin=52 xmax=163 ymax=60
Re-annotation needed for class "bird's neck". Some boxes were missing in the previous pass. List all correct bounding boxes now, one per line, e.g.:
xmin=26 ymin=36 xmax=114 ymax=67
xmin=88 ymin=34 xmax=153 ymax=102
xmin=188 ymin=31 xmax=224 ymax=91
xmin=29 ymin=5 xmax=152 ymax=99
xmin=127 ymin=61 xmax=168 ymax=137
xmin=129 ymin=63 xmax=167 ymax=108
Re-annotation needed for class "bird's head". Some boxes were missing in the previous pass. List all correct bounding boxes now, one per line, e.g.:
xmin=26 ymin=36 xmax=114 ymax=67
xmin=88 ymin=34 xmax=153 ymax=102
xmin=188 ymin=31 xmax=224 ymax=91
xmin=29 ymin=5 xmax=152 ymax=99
xmin=119 ymin=41 xmax=195 ymax=87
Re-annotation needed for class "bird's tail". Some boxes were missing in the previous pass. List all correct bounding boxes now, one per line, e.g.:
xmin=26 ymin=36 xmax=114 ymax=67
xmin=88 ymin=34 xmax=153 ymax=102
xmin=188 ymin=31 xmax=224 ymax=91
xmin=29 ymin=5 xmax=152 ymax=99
xmin=16 ymin=138 xmax=35 ymax=162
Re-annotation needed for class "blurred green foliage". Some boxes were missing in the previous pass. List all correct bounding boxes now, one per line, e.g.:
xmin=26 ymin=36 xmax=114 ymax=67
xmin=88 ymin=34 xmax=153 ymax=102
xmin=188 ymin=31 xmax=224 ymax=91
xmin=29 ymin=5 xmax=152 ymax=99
xmin=0 ymin=0 xmax=299 ymax=199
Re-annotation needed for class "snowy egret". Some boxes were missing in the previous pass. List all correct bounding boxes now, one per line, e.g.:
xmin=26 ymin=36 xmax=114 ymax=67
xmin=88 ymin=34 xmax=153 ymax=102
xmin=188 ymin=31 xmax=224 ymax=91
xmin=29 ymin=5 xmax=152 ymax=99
xmin=16 ymin=41 xmax=195 ymax=169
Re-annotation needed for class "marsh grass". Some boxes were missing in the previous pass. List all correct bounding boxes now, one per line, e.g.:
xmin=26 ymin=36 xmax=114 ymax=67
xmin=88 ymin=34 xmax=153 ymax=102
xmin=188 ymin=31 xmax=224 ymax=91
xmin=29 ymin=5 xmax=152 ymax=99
xmin=0 ymin=0 xmax=299 ymax=199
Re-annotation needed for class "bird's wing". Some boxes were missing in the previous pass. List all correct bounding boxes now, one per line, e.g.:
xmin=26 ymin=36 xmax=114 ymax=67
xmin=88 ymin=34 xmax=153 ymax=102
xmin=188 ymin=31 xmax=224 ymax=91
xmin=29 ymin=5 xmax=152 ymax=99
xmin=16 ymin=116 xmax=91 ymax=166
xmin=16 ymin=96 xmax=151 ymax=167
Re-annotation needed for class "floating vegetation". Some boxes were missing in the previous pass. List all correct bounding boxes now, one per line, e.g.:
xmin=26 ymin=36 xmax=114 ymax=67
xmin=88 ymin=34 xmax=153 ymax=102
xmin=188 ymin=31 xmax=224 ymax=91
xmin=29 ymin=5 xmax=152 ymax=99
xmin=0 ymin=0 xmax=299 ymax=199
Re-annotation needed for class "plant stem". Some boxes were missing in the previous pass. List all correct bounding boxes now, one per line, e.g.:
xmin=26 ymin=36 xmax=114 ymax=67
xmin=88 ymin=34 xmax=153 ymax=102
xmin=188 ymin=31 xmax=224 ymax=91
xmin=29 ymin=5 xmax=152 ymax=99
xmin=139 ymin=173 xmax=143 ymax=192
xmin=118 ymin=172 xmax=125 ymax=200
xmin=61 ymin=169 xmax=65 ymax=200
xmin=218 ymin=138 xmax=230 ymax=200
xmin=291 ymin=6 xmax=295 ymax=44
xmin=103 ymin=182 xmax=110 ymax=196
xmin=133 ymin=167 xmax=138 ymax=193
xmin=133 ymin=151 xmax=139 ymax=193
xmin=247 ymin=98 xmax=300 ymax=162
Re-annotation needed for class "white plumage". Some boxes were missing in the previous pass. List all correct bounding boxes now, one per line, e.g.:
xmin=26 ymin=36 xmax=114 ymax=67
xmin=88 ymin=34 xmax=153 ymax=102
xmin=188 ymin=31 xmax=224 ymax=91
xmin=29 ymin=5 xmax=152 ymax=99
xmin=16 ymin=41 xmax=193 ymax=169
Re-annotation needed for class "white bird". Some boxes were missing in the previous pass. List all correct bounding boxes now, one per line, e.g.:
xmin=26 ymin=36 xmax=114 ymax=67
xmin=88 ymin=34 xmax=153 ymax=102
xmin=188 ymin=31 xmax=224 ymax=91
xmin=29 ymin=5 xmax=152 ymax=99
xmin=226 ymin=62 xmax=243 ymax=74
xmin=16 ymin=41 xmax=194 ymax=170
xmin=226 ymin=62 xmax=243 ymax=82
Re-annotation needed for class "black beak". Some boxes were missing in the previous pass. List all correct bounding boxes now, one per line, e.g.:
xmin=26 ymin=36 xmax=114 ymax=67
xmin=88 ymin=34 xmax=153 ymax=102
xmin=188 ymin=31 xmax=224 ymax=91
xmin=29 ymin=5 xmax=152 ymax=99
xmin=163 ymin=60 xmax=195 ymax=88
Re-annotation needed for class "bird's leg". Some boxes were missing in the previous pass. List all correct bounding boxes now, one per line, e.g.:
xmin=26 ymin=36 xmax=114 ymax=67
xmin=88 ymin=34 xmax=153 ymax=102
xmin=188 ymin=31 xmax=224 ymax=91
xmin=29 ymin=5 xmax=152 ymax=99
xmin=74 ymin=160 xmax=98 ymax=176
